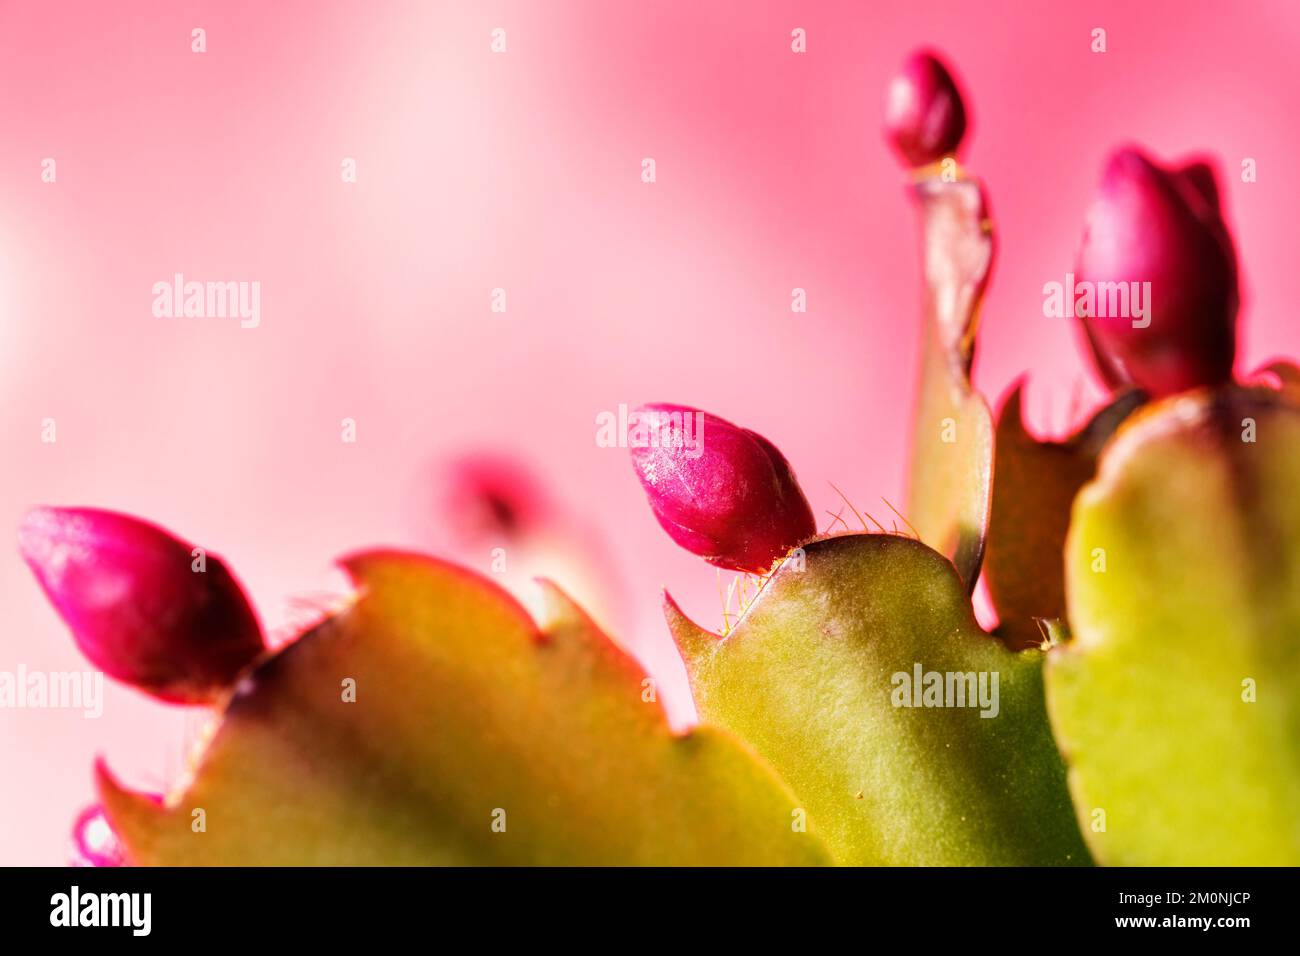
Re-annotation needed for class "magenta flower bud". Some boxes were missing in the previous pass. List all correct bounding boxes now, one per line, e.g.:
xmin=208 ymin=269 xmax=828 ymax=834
xmin=19 ymin=507 xmax=264 ymax=704
xmin=629 ymin=404 xmax=816 ymax=573
xmin=71 ymin=804 xmax=126 ymax=867
xmin=1075 ymin=147 xmax=1239 ymax=397
xmin=884 ymin=50 xmax=968 ymax=168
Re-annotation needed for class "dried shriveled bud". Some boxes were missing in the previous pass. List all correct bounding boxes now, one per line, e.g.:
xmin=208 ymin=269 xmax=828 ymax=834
xmin=19 ymin=507 xmax=264 ymax=704
xmin=629 ymin=403 xmax=815 ymax=573
xmin=1075 ymin=147 xmax=1239 ymax=397
xmin=884 ymin=50 xmax=968 ymax=168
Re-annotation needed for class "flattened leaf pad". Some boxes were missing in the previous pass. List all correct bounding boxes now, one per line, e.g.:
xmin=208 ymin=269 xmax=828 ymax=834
xmin=100 ymin=552 xmax=831 ymax=866
xmin=669 ymin=533 xmax=1089 ymax=866
xmin=1050 ymin=387 xmax=1300 ymax=865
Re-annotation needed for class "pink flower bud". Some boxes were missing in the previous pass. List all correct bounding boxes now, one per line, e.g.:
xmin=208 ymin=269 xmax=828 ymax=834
xmin=629 ymin=404 xmax=816 ymax=573
xmin=19 ymin=507 xmax=264 ymax=704
xmin=70 ymin=804 xmax=126 ymax=867
xmin=884 ymin=50 xmax=968 ymax=168
xmin=1075 ymin=147 xmax=1239 ymax=397
xmin=438 ymin=453 xmax=549 ymax=544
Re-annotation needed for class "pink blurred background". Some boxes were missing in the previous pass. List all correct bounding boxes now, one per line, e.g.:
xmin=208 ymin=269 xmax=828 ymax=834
xmin=3 ymin=0 xmax=1298 ymax=864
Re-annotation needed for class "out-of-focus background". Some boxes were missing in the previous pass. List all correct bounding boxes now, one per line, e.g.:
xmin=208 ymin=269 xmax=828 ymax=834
xmin=2 ymin=0 xmax=1298 ymax=864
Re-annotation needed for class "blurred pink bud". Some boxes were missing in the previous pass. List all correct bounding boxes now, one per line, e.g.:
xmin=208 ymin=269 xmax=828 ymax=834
xmin=70 ymin=804 xmax=125 ymax=867
xmin=884 ymin=50 xmax=968 ymax=168
xmin=438 ymin=453 xmax=549 ymax=544
xmin=1075 ymin=147 xmax=1238 ymax=397
xmin=19 ymin=507 xmax=264 ymax=704
xmin=629 ymin=404 xmax=816 ymax=574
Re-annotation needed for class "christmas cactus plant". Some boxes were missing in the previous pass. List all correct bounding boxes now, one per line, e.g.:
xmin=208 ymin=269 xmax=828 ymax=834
xmin=25 ymin=50 xmax=1299 ymax=867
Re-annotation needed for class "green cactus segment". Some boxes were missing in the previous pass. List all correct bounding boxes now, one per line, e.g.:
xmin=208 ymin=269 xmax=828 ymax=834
xmin=1049 ymin=386 xmax=1300 ymax=865
xmin=668 ymin=533 xmax=1090 ymax=865
xmin=985 ymin=383 xmax=1143 ymax=649
xmin=906 ymin=177 xmax=995 ymax=591
xmin=98 ymin=552 xmax=831 ymax=865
